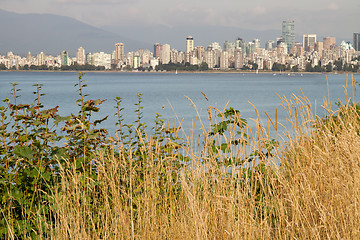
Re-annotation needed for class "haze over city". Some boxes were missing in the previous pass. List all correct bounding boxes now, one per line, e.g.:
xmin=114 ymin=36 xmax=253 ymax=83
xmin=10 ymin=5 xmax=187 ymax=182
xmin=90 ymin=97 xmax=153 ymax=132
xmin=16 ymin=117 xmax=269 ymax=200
xmin=1 ymin=0 xmax=359 ymax=43
xmin=1 ymin=0 xmax=359 ymax=72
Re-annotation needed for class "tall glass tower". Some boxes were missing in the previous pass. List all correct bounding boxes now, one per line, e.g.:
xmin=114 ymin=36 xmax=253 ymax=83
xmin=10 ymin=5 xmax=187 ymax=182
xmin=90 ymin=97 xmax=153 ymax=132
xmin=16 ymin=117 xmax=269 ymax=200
xmin=354 ymin=33 xmax=360 ymax=51
xmin=282 ymin=20 xmax=295 ymax=52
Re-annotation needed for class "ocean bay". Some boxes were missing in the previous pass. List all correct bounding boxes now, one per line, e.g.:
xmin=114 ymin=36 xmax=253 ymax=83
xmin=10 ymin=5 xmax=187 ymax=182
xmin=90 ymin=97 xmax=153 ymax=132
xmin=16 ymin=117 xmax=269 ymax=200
xmin=0 ymin=71 xmax=358 ymax=136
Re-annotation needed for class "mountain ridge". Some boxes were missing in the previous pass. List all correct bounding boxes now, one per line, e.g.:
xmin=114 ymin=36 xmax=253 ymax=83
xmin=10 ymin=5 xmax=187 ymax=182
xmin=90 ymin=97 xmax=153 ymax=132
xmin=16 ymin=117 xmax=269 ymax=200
xmin=0 ymin=9 xmax=149 ymax=55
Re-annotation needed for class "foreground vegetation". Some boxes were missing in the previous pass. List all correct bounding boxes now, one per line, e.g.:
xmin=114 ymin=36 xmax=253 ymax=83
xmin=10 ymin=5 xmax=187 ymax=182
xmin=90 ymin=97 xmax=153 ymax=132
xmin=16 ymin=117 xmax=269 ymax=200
xmin=1 ymin=74 xmax=360 ymax=239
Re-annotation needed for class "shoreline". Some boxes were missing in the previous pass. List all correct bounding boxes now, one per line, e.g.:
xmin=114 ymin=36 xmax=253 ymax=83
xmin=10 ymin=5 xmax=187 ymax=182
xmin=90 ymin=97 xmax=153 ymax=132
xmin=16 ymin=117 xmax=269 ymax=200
xmin=0 ymin=69 xmax=358 ymax=75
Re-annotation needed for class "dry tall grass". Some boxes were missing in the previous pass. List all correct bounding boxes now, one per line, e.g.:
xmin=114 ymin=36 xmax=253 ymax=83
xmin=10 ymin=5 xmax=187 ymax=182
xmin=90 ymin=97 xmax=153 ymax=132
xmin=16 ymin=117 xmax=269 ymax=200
xmin=50 ymin=89 xmax=360 ymax=239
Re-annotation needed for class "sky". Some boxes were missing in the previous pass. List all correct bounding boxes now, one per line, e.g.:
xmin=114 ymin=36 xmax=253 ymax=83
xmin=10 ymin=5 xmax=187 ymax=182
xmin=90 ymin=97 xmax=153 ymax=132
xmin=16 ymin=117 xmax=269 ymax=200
xmin=0 ymin=0 xmax=359 ymax=39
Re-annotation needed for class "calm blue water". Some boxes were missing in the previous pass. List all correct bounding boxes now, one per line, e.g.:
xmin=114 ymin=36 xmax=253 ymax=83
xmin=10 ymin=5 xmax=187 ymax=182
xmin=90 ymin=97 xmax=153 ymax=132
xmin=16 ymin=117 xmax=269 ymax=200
xmin=0 ymin=71 xmax=358 ymax=136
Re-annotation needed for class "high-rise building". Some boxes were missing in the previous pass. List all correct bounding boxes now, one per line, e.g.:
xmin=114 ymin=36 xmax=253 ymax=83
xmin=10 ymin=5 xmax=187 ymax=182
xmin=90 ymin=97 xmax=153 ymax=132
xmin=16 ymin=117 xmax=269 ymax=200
xmin=160 ymin=44 xmax=171 ymax=64
xmin=234 ymin=49 xmax=243 ymax=69
xmin=37 ymin=52 xmax=46 ymax=65
xmin=60 ymin=51 xmax=68 ymax=66
xmin=220 ymin=51 xmax=229 ymax=70
xmin=186 ymin=36 xmax=194 ymax=54
xmin=354 ymin=33 xmax=360 ymax=51
xmin=223 ymin=41 xmax=235 ymax=51
xmin=196 ymin=46 xmax=205 ymax=62
xmin=282 ymin=20 xmax=295 ymax=52
xmin=154 ymin=43 xmax=162 ymax=58
xmin=253 ymin=38 xmax=261 ymax=49
xmin=92 ymin=52 xmax=111 ymax=69
xmin=323 ymin=37 xmax=336 ymax=50
xmin=115 ymin=43 xmax=125 ymax=63
xmin=86 ymin=53 xmax=93 ymax=65
xmin=265 ymin=40 xmax=275 ymax=51
xmin=76 ymin=47 xmax=86 ymax=65
xmin=315 ymin=41 xmax=323 ymax=58
xmin=303 ymin=34 xmax=317 ymax=52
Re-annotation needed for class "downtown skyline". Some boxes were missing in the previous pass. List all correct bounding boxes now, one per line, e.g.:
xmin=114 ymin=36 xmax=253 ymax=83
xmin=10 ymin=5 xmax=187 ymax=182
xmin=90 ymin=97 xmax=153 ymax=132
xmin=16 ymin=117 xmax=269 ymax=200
xmin=1 ymin=29 xmax=359 ymax=72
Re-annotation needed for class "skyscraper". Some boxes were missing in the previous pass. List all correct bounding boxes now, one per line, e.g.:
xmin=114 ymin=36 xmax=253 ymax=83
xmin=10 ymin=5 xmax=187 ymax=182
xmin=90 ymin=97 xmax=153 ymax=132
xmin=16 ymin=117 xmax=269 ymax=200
xmin=60 ymin=51 xmax=68 ymax=66
xmin=265 ymin=40 xmax=275 ymax=50
xmin=323 ymin=37 xmax=336 ymax=50
xmin=282 ymin=20 xmax=295 ymax=52
xmin=76 ymin=47 xmax=86 ymax=65
xmin=115 ymin=43 xmax=125 ymax=63
xmin=186 ymin=36 xmax=194 ymax=54
xmin=303 ymin=34 xmax=317 ymax=52
xmin=160 ymin=44 xmax=171 ymax=64
xmin=154 ymin=43 xmax=162 ymax=58
xmin=354 ymin=33 xmax=360 ymax=51
xmin=37 ymin=52 xmax=46 ymax=65
xmin=253 ymin=38 xmax=261 ymax=49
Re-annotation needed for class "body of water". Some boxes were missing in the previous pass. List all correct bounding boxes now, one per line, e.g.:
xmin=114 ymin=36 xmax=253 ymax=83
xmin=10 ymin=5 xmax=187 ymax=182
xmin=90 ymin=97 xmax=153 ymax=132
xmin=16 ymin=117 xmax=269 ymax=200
xmin=0 ymin=71 xmax=358 ymax=136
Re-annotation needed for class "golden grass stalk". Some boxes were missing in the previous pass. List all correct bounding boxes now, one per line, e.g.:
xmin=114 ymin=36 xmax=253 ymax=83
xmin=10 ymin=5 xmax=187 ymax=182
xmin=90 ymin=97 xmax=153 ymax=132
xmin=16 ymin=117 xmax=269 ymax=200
xmin=43 ymin=90 xmax=360 ymax=239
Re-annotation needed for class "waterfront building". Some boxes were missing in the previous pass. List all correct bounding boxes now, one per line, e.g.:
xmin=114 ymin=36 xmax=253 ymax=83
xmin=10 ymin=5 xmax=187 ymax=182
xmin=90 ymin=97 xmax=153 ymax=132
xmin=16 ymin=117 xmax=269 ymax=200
xmin=220 ymin=51 xmax=229 ymax=70
xmin=315 ymin=41 xmax=323 ymax=58
xmin=160 ymin=44 xmax=171 ymax=64
xmin=133 ymin=55 xmax=140 ymax=69
xmin=323 ymin=37 xmax=336 ymax=50
xmin=154 ymin=43 xmax=162 ymax=58
xmin=60 ymin=51 xmax=68 ymax=66
xmin=354 ymin=33 xmax=360 ymax=51
xmin=205 ymin=47 xmax=216 ymax=69
xmin=150 ymin=58 xmax=159 ymax=69
xmin=37 ymin=52 xmax=46 ymax=65
xmin=234 ymin=49 xmax=243 ymax=69
xmin=76 ymin=47 xmax=86 ymax=65
xmin=186 ymin=36 xmax=194 ymax=54
xmin=26 ymin=52 xmax=32 ymax=62
xmin=196 ymin=46 xmax=205 ymax=63
xmin=115 ymin=43 xmax=125 ymax=64
xmin=141 ymin=49 xmax=152 ymax=65
xmin=303 ymin=34 xmax=317 ymax=52
xmin=92 ymin=52 xmax=111 ymax=69
xmin=282 ymin=20 xmax=295 ymax=52
xmin=86 ymin=53 xmax=93 ymax=65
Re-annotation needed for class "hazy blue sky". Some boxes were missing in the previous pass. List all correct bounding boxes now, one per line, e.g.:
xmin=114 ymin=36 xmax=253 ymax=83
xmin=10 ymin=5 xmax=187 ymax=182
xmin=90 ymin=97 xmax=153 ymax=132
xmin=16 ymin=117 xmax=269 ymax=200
xmin=1 ymin=0 xmax=359 ymax=37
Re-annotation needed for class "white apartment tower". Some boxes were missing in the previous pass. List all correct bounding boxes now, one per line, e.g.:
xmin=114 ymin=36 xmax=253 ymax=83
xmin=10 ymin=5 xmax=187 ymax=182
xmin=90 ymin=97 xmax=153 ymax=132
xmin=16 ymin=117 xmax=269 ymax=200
xmin=76 ymin=47 xmax=86 ymax=65
xmin=186 ymin=36 xmax=194 ymax=53
xmin=160 ymin=44 xmax=171 ymax=64
xmin=37 ymin=52 xmax=46 ymax=65
xmin=115 ymin=43 xmax=125 ymax=63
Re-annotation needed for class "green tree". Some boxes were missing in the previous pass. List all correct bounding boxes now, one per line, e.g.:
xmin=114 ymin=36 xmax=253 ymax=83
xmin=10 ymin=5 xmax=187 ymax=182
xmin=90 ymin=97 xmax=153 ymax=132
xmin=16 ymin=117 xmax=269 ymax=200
xmin=291 ymin=65 xmax=299 ymax=72
xmin=271 ymin=63 xmax=286 ymax=72
xmin=334 ymin=59 xmax=343 ymax=71
xmin=305 ymin=62 xmax=313 ymax=72
xmin=0 ymin=63 xmax=7 ymax=70
xmin=326 ymin=63 xmax=333 ymax=72
xmin=199 ymin=62 xmax=209 ymax=71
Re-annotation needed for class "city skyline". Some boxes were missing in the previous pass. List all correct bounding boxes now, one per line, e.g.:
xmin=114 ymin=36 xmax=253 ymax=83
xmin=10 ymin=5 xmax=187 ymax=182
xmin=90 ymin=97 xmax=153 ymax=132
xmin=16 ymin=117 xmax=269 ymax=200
xmin=0 ymin=0 xmax=359 ymax=40
xmin=1 ymin=30 xmax=359 ymax=72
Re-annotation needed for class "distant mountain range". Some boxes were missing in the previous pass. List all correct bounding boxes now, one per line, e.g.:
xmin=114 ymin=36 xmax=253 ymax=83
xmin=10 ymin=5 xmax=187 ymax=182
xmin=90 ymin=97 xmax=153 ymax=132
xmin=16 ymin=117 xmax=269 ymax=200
xmin=0 ymin=9 xmax=148 ymax=55
xmin=0 ymin=9 xmax=349 ymax=56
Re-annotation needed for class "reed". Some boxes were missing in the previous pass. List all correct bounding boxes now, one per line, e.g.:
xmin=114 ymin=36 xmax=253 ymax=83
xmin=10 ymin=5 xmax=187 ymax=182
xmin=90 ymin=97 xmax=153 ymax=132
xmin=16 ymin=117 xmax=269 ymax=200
xmin=1 ymin=75 xmax=360 ymax=239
